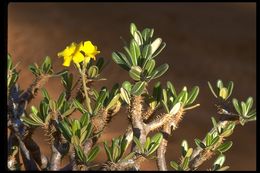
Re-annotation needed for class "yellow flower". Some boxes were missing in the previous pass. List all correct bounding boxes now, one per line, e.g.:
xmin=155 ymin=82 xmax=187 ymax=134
xmin=57 ymin=42 xmax=83 ymax=67
xmin=58 ymin=41 xmax=100 ymax=67
xmin=80 ymin=41 xmax=100 ymax=63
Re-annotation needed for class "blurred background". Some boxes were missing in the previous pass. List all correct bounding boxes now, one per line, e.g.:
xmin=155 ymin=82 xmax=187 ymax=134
xmin=8 ymin=3 xmax=256 ymax=170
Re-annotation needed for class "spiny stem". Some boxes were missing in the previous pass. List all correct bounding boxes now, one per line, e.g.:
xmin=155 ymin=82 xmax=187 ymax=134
xmin=79 ymin=64 xmax=92 ymax=114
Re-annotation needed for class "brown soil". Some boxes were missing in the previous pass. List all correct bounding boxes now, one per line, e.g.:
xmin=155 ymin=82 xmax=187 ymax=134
xmin=8 ymin=3 xmax=256 ymax=170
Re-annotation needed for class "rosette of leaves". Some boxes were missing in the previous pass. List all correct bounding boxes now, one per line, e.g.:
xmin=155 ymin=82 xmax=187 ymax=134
xmin=74 ymin=145 xmax=100 ymax=165
xmin=91 ymin=84 xmax=121 ymax=115
xmin=20 ymin=89 xmax=75 ymax=127
xmin=194 ymin=117 xmax=235 ymax=153
xmin=103 ymin=135 xmax=134 ymax=163
xmin=170 ymin=140 xmax=194 ymax=171
xmin=57 ymin=113 xmax=93 ymax=146
xmin=28 ymin=56 xmax=54 ymax=77
xmin=159 ymin=81 xmax=199 ymax=114
xmin=132 ymin=133 xmax=163 ymax=158
xmin=208 ymin=79 xmax=234 ymax=101
xmin=112 ymin=23 xmax=169 ymax=83
xmin=232 ymin=97 xmax=256 ymax=125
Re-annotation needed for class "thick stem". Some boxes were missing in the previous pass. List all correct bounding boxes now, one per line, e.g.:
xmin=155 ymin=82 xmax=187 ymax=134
xmin=189 ymin=149 xmax=214 ymax=170
xmin=80 ymin=66 xmax=92 ymax=113
xmin=130 ymin=96 xmax=147 ymax=147
xmin=156 ymin=108 xmax=185 ymax=171
xmin=156 ymin=124 xmax=171 ymax=171
xmin=50 ymin=143 xmax=62 ymax=170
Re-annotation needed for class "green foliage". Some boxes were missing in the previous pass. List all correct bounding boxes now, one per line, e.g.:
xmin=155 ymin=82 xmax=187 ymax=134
xmin=133 ymin=133 xmax=163 ymax=157
xmin=112 ymin=23 xmax=168 ymax=83
xmin=208 ymin=80 xmax=233 ymax=100
xmin=103 ymin=135 xmax=132 ymax=163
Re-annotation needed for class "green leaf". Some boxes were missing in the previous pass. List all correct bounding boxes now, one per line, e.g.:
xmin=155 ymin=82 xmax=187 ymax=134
xmin=62 ymin=107 xmax=75 ymax=117
xmin=185 ymin=148 xmax=193 ymax=158
xmin=226 ymin=81 xmax=234 ymax=99
xmin=194 ymin=138 xmax=206 ymax=149
xmin=55 ymin=69 xmax=68 ymax=76
xmin=151 ymin=38 xmax=162 ymax=55
xmin=49 ymin=100 xmax=57 ymax=111
xmin=129 ymin=66 xmax=142 ymax=81
xmin=112 ymin=52 xmax=131 ymax=71
xmin=162 ymin=100 xmax=169 ymax=113
xmin=86 ymin=146 xmax=100 ymax=163
xmin=131 ymin=81 xmax=146 ymax=96
xmin=75 ymin=146 xmax=84 ymax=162
xmin=220 ymin=129 xmax=233 ymax=138
xmin=20 ymin=116 xmax=42 ymax=126
xmin=205 ymin=133 xmax=212 ymax=147
xmin=186 ymin=86 xmax=199 ymax=105
xmin=87 ymin=65 xmax=99 ymax=78
xmin=141 ymin=28 xmax=153 ymax=42
xmin=153 ymin=82 xmax=162 ymax=102
xmin=58 ymin=121 xmax=72 ymax=141
xmin=122 ymin=81 xmax=132 ymax=93
xmin=144 ymin=137 xmax=151 ymax=151
xmin=148 ymin=133 xmax=163 ymax=155
xmin=130 ymin=39 xmax=141 ymax=66
xmin=72 ymin=120 xmax=81 ymax=136
xmin=120 ymin=152 xmax=135 ymax=163
xmin=150 ymin=63 xmax=169 ymax=80
xmin=41 ymin=56 xmax=52 ymax=74
xmin=167 ymin=81 xmax=177 ymax=97
xmin=217 ymin=141 xmax=233 ymax=153
xmin=80 ymin=113 xmax=90 ymax=127
xmin=133 ymin=136 xmax=144 ymax=153
xmin=71 ymin=135 xmax=80 ymax=146
xmin=73 ymin=99 xmax=87 ymax=113
xmin=210 ymin=136 xmax=220 ymax=146
xmin=144 ymin=59 xmax=155 ymax=76
xmin=120 ymin=88 xmax=131 ymax=105
xmin=182 ymin=157 xmax=190 ymax=170
xmin=246 ymin=97 xmax=253 ymax=115
xmin=41 ymin=88 xmax=50 ymax=101
xmin=130 ymin=23 xmax=137 ymax=36
xmin=211 ymin=117 xmax=218 ymax=131
xmin=217 ymin=79 xmax=223 ymax=89
xmin=241 ymin=101 xmax=247 ymax=116
xmin=104 ymin=141 xmax=113 ymax=161
xmin=207 ymin=81 xmax=218 ymax=98
xmin=133 ymin=30 xmax=143 ymax=46
xmin=57 ymin=92 xmax=66 ymax=109
xmin=170 ymin=161 xmax=179 ymax=170
xmin=170 ymin=102 xmax=181 ymax=115
xmin=142 ymin=44 xmax=152 ymax=61
xmin=181 ymin=140 xmax=188 ymax=157
xmin=232 ymin=98 xmax=242 ymax=115
xmin=214 ymin=155 xmax=225 ymax=167
xmin=120 ymin=136 xmax=128 ymax=158
xmin=106 ymin=94 xmax=120 ymax=110
xmin=29 ymin=113 xmax=44 ymax=125
xmin=96 ymin=57 xmax=105 ymax=71
xmin=152 ymin=42 xmax=166 ymax=58
xmin=31 ymin=106 xmax=38 ymax=115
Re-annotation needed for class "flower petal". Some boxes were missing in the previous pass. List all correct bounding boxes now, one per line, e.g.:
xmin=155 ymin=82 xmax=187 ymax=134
xmin=62 ymin=56 xmax=72 ymax=67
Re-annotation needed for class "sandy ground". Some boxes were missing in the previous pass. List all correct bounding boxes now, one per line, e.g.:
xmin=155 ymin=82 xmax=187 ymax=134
xmin=8 ymin=3 xmax=256 ymax=170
